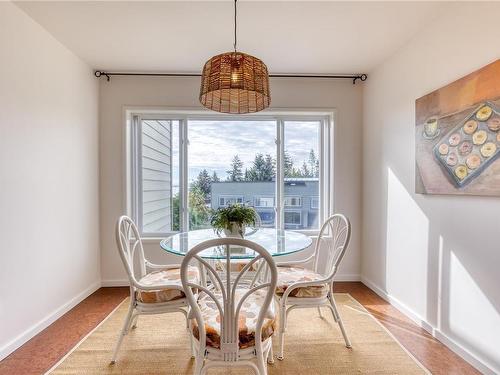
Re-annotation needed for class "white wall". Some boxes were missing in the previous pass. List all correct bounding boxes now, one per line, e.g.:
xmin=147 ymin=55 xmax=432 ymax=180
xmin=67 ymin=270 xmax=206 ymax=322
xmin=99 ymin=76 xmax=363 ymax=284
xmin=362 ymin=3 xmax=500 ymax=374
xmin=0 ymin=2 xmax=100 ymax=359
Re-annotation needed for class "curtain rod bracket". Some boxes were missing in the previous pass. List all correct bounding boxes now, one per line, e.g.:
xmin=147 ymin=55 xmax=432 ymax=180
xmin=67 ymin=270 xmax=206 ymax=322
xmin=94 ymin=70 xmax=110 ymax=81
xmin=353 ymin=74 xmax=367 ymax=85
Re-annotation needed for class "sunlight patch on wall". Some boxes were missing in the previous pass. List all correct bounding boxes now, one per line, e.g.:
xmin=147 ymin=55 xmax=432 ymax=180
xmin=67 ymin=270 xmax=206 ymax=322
xmin=386 ymin=167 xmax=429 ymax=317
xmin=448 ymin=251 xmax=500 ymax=364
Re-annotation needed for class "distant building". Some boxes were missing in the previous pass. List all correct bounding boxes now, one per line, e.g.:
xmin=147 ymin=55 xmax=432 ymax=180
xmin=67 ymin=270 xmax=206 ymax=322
xmin=211 ymin=178 xmax=319 ymax=229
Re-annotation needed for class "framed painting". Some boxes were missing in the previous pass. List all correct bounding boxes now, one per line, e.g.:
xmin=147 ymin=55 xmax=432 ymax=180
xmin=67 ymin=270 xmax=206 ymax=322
xmin=416 ymin=59 xmax=500 ymax=196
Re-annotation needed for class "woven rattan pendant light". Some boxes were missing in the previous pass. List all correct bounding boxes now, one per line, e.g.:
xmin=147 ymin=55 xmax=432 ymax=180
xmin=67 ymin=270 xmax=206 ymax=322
xmin=199 ymin=0 xmax=270 ymax=114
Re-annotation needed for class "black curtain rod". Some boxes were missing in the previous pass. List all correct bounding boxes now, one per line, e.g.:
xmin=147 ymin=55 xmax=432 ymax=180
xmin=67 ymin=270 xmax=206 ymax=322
xmin=94 ymin=70 xmax=367 ymax=84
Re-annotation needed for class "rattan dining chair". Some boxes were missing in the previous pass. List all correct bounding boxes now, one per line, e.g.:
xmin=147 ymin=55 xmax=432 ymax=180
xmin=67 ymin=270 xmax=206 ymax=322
xmin=181 ymin=237 xmax=278 ymax=375
xmin=274 ymin=213 xmax=352 ymax=360
xmin=111 ymin=215 xmax=200 ymax=363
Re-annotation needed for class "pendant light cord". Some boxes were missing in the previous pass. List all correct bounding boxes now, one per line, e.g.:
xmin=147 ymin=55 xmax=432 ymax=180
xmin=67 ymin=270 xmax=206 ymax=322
xmin=233 ymin=0 xmax=237 ymax=52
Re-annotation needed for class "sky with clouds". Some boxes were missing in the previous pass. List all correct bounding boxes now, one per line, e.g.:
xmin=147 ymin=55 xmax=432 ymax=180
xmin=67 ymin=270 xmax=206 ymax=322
xmin=166 ymin=119 xmax=320 ymax=193
xmin=186 ymin=120 xmax=320 ymax=182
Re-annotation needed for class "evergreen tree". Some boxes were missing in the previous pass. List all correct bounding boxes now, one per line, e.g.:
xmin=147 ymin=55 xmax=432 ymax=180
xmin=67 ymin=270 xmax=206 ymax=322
xmin=226 ymin=155 xmax=244 ymax=181
xmin=262 ymin=154 xmax=275 ymax=181
xmin=246 ymin=167 xmax=258 ymax=181
xmin=246 ymin=153 xmax=275 ymax=181
xmin=301 ymin=162 xmax=311 ymax=177
xmin=191 ymin=169 xmax=212 ymax=198
xmin=308 ymin=149 xmax=317 ymax=177
xmin=211 ymin=171 xmax=220 ymax=183
xmin=252 ymin=153 xmax=266 ymax=180
xmin=284 ymin=150 xmax=294 ymax=177
xmin=307 ymin=149 xmax=320 ymax=177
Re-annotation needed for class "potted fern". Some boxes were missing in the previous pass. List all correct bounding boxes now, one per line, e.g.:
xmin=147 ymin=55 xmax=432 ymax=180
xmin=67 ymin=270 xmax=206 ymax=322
xmin=210 ymin=204 xmax=256 ymax=238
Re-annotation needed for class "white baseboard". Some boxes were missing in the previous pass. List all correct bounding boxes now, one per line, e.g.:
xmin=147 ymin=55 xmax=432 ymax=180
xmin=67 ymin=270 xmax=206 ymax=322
xmin=102 ymin=273 xmax=361 ymax=287
xmin=0 ymin=280 xmax=101 ymax=361
xmin=361 ymin=276 xmax=499 ymax=375
xmin=101 ymin=279 xmax=129 ymax=287
xmin=360 ymin=277 xmax=434 ymax=332
xmin=335 ymin=273 xmax=361 ymax=282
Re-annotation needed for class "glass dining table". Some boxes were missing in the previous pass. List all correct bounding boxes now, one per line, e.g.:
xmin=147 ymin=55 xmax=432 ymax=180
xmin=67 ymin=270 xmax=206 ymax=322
xmin=159 ymin=228 xmax=312 ymax=259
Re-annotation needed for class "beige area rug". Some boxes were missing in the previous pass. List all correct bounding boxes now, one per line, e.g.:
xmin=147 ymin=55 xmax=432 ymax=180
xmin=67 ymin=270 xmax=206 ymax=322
xmin=47 ymin=294 xmax=429 ymax=374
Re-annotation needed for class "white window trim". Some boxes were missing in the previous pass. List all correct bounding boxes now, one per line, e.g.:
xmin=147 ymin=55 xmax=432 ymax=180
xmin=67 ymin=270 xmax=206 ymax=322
xmin=125 ymin=107 xmax=335 ymax=237
xmin=310 ymin=196 xmax=319 ymax=209
xmin=254 ymin=196 xmax=275 ymax=208
xmin=284 ymin=195 xmax=302 ymax=208
xmin=218 ymin=195 xmax=244 ymax=207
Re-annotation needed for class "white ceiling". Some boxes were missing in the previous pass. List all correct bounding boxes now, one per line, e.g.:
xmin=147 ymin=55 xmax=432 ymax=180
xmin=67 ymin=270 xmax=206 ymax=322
xmin=16 ymin=1 xmax=448 ymax=74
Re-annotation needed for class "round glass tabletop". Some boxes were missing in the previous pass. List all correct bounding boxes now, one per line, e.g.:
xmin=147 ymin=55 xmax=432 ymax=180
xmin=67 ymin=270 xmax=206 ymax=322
xmin=160 ymin=228 xmax=312 ymax=259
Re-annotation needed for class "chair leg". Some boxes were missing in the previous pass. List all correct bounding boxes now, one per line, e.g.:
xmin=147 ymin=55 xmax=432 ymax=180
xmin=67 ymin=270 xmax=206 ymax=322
xmin=267 ymin=340 xmax=275 ymax=364
xmin=111 ymin=303 xmax=134 ymax=364
xmin=326 ymin=303 xmax=338 ymax=322
xmin=256 ymin=347 xmax=268 ymax=375
xmin=277 ymin=301 xmax=287 ymax=361
xmin=193 ymin=354 xmax=204 ymax=375
xmin=189 ymin=334 xmax=195 ymax=359
xmin=329 ymin=295 xmax=351 ymax=348
xmin=188 ymin=321 xmax=195 ymax=359
xmin=317 ymin=306 xmax=323 ymax=318
xmin=130 ymin=313 xmax=139 ymax=329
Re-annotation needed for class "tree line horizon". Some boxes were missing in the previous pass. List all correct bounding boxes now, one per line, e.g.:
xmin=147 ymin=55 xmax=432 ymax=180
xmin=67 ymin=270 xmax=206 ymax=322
xmin=192 ymin=149 xmax=320 ymax=197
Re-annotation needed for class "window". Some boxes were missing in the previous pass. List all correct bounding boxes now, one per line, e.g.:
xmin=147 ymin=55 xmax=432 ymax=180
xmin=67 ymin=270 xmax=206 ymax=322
xmin=255 ymin=197 xmax=274 ymax=207
xmin=311 ymin=196 xmax=319 ymax=209
xmin=130 ymin=113 xmax=332 ymax=235
xmin=284 ymin=196 xmax=302 ymax=207
xmin=284 ymin=211 xmax=301 ymax=228
xmin=136 ymin=119 xmax=180 ymax=235
xmin=283 ymin=121 xmax=321 ymax=229
xmin=188 ymin=120 xmax=276 ymax=229
xmin=219 ymin=196 xmax=244 ymax=207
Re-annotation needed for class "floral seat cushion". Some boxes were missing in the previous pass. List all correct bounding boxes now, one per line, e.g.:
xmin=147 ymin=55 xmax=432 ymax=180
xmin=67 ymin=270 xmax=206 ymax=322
xmin=192 ymin=288 xmax=276 ymax=349
xmin=275 ymin=266 xmax=329 ymax=298
xmin=136 ymin=266 xmax=199 ymax=304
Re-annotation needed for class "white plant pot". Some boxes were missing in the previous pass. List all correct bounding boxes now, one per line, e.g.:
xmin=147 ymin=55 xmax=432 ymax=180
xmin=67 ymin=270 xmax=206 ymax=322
xmin=223 ymin=222 xmax=245 ymax=238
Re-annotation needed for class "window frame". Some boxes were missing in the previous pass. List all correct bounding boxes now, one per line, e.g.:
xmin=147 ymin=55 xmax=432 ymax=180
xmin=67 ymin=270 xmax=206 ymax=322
xmin=126 ymin=109 xmax=335 ymax=237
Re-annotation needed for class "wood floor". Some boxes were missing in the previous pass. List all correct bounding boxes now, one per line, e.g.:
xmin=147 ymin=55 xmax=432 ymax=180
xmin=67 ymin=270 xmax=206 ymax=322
xmin=0 ymin=283 xmax=479 ymax=375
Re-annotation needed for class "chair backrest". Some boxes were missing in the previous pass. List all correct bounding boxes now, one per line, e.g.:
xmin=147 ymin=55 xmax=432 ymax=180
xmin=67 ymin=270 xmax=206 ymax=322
xmin=116 ymin=215 xmax=147 ymax=287
xmin=251 ymin=208 xmax=262 ymax=228
xmin=241 ymin=208 xmax=262 ymax=237
xmin=313 ymin=214 xmax=351 ymax=279
xmin=180 ymin=238 xmax=277 ymax=361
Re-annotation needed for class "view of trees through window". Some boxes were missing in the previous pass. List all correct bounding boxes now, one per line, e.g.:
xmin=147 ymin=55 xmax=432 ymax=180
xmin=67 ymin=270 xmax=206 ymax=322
xmin=140 ymin=118 xmax=322 ymax=234
xmin=187 ymin=120 xmax=320 ymax=230
xmin=283 ymin=121 xmax=320 ymax=229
